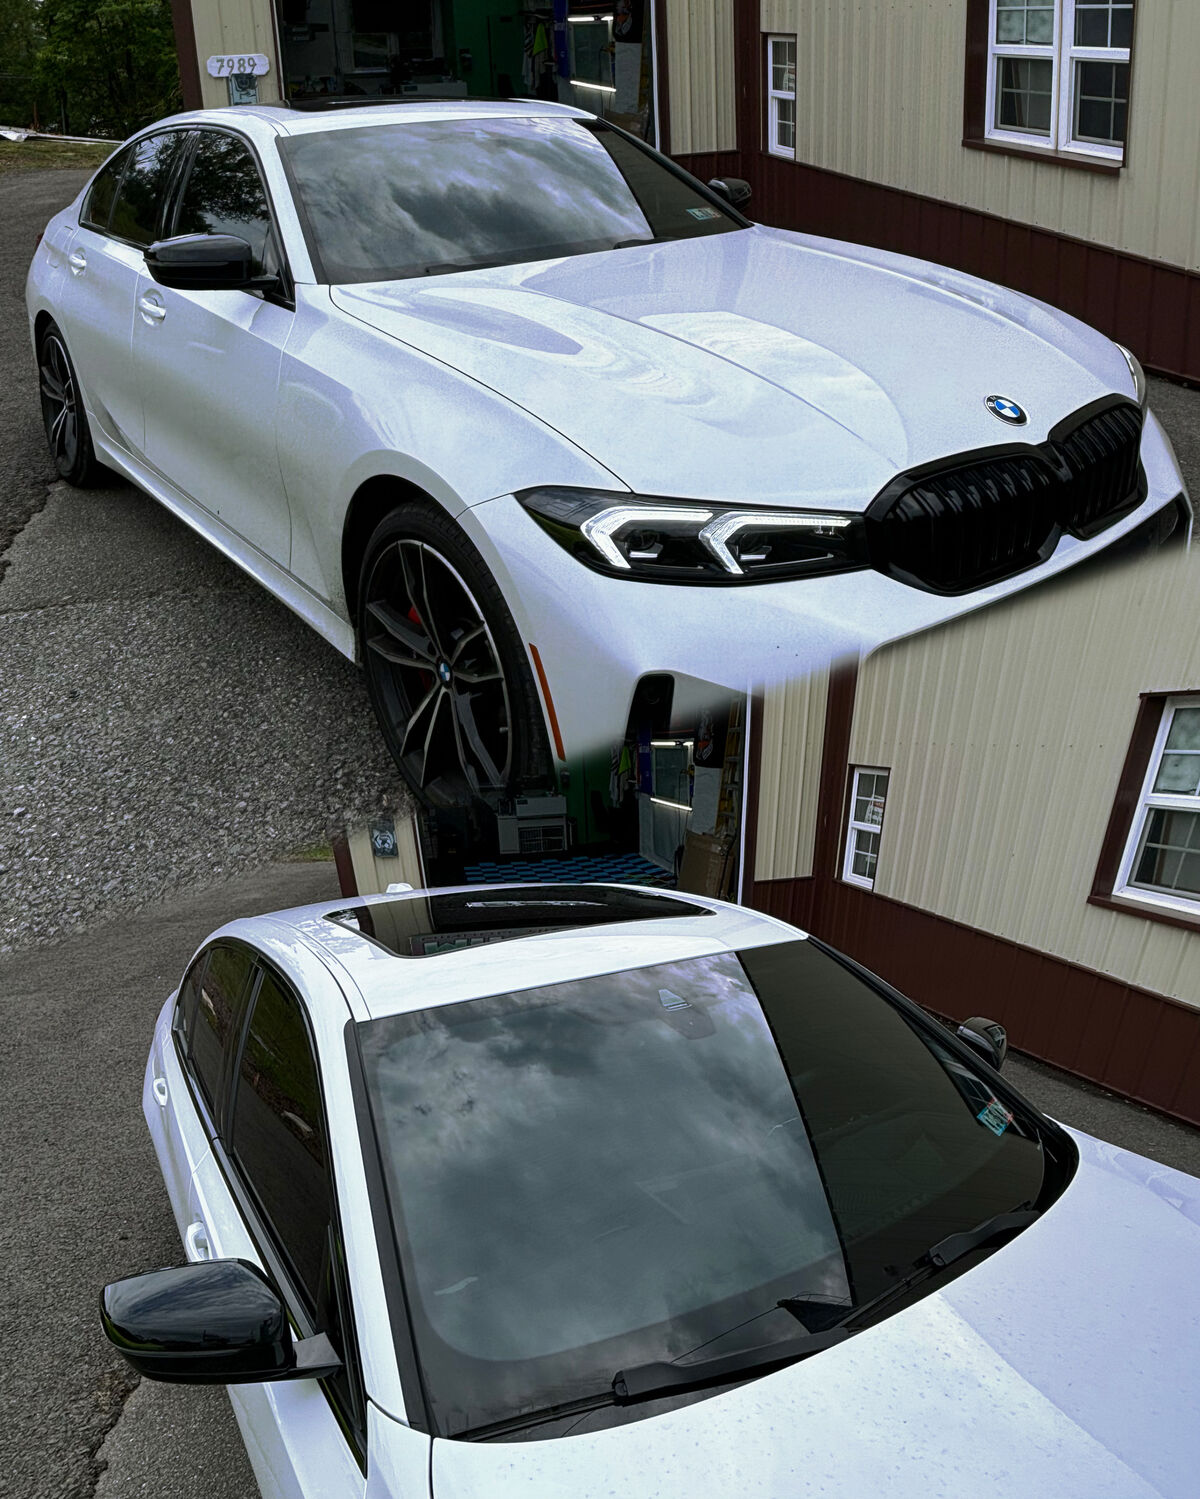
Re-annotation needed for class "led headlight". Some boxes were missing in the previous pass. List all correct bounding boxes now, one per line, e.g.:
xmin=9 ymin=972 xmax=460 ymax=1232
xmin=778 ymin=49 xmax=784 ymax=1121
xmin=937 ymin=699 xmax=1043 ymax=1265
xmin=517 ymin=488 xmax=867 ymax=584
xmin=1116 ymin=343 xmax=1148 ymax=410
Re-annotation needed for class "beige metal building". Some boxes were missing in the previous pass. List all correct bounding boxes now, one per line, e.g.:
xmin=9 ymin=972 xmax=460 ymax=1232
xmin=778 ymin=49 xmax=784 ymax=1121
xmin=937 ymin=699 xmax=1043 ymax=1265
xmin=747 ymin=539 xmax=1200 ymax=1125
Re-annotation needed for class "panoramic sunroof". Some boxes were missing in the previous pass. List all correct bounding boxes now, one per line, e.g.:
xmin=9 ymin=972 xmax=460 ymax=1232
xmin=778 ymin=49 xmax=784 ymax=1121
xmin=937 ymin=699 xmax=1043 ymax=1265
xmin=324 ymin=885 xmax=710 ymax=958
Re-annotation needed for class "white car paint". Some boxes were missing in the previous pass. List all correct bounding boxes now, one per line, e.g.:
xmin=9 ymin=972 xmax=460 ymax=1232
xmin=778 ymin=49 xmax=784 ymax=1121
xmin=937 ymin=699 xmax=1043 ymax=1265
xmin=27 ymin=101 xmax=1190 ymax=760
xmin=139 ymin=886 xmax=1200 ymax=1499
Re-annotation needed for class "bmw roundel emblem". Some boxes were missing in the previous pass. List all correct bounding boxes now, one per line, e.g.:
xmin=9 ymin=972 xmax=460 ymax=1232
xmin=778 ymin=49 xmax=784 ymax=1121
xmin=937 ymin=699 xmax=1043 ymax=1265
xmin=985 ymin=394 xmax=1028 ymax=425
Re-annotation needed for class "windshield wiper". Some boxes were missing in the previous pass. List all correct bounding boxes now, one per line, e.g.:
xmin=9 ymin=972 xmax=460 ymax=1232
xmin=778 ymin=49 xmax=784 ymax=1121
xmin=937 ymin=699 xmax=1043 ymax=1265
xmin=612 ymin=1203 xmax=1040 ymax=1407
xmin=611 ymin=235 xmax=678 ymax=249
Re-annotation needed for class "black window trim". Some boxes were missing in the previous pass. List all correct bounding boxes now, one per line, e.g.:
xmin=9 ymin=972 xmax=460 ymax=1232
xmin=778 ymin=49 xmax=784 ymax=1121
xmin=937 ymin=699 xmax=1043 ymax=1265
xmin=170 ymin=123 xmax=296 ymax=310
xmin=79 ymin=144 xmax=132 ymax=234
xmin=199 ymin=948 xmax=367 ymax=1464
xmin=83 ymin=127 xmax=197 ymax=247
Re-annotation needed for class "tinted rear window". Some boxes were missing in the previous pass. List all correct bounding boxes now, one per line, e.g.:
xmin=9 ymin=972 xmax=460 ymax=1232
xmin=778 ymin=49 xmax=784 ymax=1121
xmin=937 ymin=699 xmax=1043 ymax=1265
xmin=280 ymin=117 xmax=741 ymax=283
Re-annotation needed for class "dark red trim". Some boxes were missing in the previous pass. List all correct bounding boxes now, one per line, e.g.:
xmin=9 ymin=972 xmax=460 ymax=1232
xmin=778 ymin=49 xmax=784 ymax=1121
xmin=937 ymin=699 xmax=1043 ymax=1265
xmin=169 ymin=0 xmax=203 ymax=111
xmin=962 ymin=137 xmax=1121 ymax=175
xmin=331 ymin=831 xmax=358 ymax=899
xmin=749 ymin=875 xmax=1200 ymax=1127
xmin=1089 ymin=688 xmax=1200 ymax=935
xmin=741 ymin=690 xmax=765 ymax=902
xmin=652 ymin=0 xmax=670 ymax=156
xmin=814 ymin=659 xmax=858 ymax=882
xmin=963 ymin=0 xmax=988 ymax=143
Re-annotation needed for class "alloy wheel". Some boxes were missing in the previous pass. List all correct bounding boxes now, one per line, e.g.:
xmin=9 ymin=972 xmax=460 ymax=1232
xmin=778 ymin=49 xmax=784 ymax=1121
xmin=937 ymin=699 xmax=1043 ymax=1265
xmin=39 ymin=333 xmax=80 ymax=472
xmin=362 ymin=538 xmax=514 ymax=799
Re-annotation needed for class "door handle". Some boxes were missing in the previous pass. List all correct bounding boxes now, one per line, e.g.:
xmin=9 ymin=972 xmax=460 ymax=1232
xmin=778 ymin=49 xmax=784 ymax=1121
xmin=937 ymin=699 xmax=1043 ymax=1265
xmin=184 ymin=1221 xmax=212 ymax=1261
xmin=138 ymin=293 xmax=166 ymax=324
xmin=67 ymin=250 xmax=86 ymax=275
xmin=152 ymin=1076 xmax=169 ymax=1106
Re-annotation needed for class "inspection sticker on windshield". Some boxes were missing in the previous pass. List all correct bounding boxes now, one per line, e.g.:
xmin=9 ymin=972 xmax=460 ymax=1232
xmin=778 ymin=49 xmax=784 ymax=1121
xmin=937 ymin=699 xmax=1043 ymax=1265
xmin=687 ymin=206 xmax=722 ymax=220
xmin=977 ymin=1098 xmax=1014 ymax=1137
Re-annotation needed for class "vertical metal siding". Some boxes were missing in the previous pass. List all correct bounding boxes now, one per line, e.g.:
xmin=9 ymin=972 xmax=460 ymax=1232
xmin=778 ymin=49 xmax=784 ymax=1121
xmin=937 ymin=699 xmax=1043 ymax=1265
xmin=848 ymin=545 xmax=1200 ymax=1008
xmin=191 ymin=0 xmax=283 ymax=109
xmin=667 ymin=0 xmax=737 ymax=156
xmin=756 ymin=0 xmax=1200 ymax=273
xmin=754 ymin=665 xmax=830 ymax=880
xmin=347 ymin=820 xmax=424 ymax=897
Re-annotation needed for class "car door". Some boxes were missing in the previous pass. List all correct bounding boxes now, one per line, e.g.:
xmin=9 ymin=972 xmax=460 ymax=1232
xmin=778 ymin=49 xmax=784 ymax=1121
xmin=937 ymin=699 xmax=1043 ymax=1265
xmin=54 ymin=131 xmax=188 ymax=457
xmin=187 ymin=961 xmax=366 ymax=1499
xmin=133 ymin=128 xmax=294 ymax=566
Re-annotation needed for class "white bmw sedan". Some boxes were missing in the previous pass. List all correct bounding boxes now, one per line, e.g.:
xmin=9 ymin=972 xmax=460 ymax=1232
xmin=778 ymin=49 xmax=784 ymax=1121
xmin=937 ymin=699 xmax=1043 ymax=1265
xmin=28 ymin=100 xmax=1190 ymax=801
xmin=102 ymin=883 xmax=1199 ymax=1498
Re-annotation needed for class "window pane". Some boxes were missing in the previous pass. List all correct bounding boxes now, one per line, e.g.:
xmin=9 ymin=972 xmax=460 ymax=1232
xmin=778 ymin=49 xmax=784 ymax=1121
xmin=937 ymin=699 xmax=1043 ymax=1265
xmin=109 ymin=132 xmax=186 ymax=247
xmin=82 ymin=150 xmax=128 ymax=232
xmin=776 ymin=98 xmax=796 ymax=151
xmin=231 ymin=971 xmax=331 ymax=1310
xmin=995 ymin=3 xmax=1054 ymax=44
xmin=1153 ymin=753 xmax=1200 ymax=796
xmin=1074 ymin=61 xmax=1129 ymax=145
xmin=176 ymin=133 xmax=276 ymax=277
xmin=1164 ymin=706 xmax=1200 ymax=753
xmin=1075 ymin=2 xmax=1134 ymax=48
xmin=771 ymin=38 xmax=795 ymax=94
xmin=174 ymin=955 xmax=206 ymax=1053
xmin=1132 ymin=810 xmax=1200 ymax=897
xmin=191 ymin=945 xmax=253 ymax=1114
xmin=997 ymin=57 xmax=1053 ymax=135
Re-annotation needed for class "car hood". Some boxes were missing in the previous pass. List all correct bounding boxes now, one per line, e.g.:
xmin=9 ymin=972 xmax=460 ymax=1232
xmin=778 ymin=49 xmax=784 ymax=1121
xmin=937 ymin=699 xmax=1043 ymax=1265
xmin=385 ymin=1129 xmax=1200 ymax=1499
xmin=330 ymin=227 xmax=1136 ymax=508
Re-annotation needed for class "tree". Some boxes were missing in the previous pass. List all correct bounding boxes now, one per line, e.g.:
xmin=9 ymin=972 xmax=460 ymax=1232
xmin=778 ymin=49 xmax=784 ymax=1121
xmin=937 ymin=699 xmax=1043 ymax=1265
xmin=34 ymin=0 xmax=181 ymax=138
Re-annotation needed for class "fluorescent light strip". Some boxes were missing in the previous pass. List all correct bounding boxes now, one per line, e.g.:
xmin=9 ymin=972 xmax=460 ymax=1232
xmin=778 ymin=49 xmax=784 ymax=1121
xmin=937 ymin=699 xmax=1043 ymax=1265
xmin=570 ymin=79 xmax=617 ymax=93
xmin=651 ymin=738 xmax=694 ymax=747
xmin=650 ymin=795 xmax=692 ymax=813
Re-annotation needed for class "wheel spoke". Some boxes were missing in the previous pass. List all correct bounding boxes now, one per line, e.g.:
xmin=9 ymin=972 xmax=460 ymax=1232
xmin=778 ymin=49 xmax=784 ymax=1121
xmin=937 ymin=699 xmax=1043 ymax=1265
xmin=453 ymin=688 xmax=506 ymax=789
xmin=398 ymin=680 xmax=441 ymax=762
xmin=449 ymin=622 xmax=486 ymax=663
xmin=40 ymin=368 xmax=64 ymax=403
xmin=419 ymin=688 xmax=453 ymax=789
xmin=453 ymin=663 xmax=503 ymax=686
xmin=49 ymin=404 xmax=69 ymax=455
xmin=365 ymin=599 xmax=435 ymax=664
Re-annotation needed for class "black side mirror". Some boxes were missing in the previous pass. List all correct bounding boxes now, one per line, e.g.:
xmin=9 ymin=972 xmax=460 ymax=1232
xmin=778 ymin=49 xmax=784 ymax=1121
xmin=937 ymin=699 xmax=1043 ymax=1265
xmin=99 ymin=1259 xmax=340 ymax=1385
xmin=708 ymin=176 xmax=752 ymax=209
xmin=957 ymin=1015 xmax=1008 ymax=1072
xmin=145 ymin=234 xmax=274 ymax=292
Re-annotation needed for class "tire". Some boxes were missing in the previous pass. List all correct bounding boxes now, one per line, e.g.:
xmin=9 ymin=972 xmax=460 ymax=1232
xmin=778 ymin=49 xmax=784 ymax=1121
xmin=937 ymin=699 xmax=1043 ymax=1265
xmin=36 ymin=320 xmax=108 ymax=487
xmin=357 ymin=502 xmax=551 ymax=807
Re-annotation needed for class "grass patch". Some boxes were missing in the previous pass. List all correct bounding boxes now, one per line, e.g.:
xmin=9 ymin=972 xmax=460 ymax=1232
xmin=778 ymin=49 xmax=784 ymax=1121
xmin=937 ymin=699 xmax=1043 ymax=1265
xmin=0 ymin=138 xmax=116 ymax=175
xmin=282 ymin=839 xmax=336 ymax=863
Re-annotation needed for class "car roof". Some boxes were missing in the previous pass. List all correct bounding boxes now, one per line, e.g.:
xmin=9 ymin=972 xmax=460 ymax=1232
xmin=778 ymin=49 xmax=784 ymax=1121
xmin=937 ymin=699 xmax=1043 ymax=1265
xmin=141 ymin=98 xmax=594 ymax=145
xmin=241 ymin=882 xmax=805 ymax=1023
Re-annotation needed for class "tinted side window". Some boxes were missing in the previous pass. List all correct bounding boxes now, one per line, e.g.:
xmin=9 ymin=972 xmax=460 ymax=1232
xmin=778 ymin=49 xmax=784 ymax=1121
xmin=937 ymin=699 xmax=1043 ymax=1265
xmin=81 ymin=148 xmax=129 ymax=232
xmin=230 ymin=970 xmax=331 ymax=1310
xmin=175 ymin=133 xmax=277 ymax=277
xmin=191 ymin=944 xmax=254 ymax=1117
xmin=110 ymin=132 xmax=186 ymax=247
xmin=173 ymin=953 xmax=208 ymax=1054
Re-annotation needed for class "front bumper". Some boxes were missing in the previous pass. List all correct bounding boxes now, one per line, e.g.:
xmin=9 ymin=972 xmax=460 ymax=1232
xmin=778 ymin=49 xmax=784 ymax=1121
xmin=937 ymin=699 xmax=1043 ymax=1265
xmin=463 ymin=409 xmax=1189 ymax=760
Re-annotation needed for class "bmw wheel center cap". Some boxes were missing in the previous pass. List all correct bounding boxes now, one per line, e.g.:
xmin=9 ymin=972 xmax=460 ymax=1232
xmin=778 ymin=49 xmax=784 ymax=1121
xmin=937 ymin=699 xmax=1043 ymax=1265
xmin=986 ymin=394 xmax=1028 ymax=425
xmin=437 ymin=660 xmax=453 ymax=684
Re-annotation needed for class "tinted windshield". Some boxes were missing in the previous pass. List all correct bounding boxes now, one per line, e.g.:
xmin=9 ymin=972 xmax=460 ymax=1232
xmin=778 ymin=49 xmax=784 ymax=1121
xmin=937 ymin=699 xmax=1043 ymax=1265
xmin=279 ymin=116 xmax=742 ymax=283
xmin=358 ymin=939 xmax=1053 ymax=1437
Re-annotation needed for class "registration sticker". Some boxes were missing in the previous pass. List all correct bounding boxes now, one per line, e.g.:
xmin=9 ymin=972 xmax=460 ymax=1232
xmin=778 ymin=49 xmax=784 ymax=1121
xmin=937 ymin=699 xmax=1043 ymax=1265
xmin=977 ymin=1098 xmax=1014 ymax=1137
xmin=686 ymin=206 xmax=721 ymax=220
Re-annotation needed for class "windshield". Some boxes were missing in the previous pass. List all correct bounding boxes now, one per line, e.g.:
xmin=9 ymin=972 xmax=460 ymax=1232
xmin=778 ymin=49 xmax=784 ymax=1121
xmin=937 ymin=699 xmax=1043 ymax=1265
xmin=278 ymin=116 xmax=743 ymax=284
xmin=357 ymin=939 xmax=1054 ymax=1438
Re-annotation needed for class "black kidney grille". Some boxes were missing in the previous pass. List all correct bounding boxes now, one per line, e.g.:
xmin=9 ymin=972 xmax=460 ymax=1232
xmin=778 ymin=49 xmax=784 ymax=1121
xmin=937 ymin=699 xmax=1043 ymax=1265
xmin=1057 ymin=401 xmax=1144 ymax=538
xmin=866 ymin=400 xmax=1144 ymax=594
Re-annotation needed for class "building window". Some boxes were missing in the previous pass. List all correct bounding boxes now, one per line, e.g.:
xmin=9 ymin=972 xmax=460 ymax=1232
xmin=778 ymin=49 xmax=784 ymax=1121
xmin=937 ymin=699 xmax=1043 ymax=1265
xmin=843 ymin=767 xmax=889 ymax=889
xmin=1113 ymin=697 xmax=1200 ymax=915
xmin=766 ymin=36 xmax=796 ymax=160
xmin=970 ymin=0 xmax=1134 ymax=164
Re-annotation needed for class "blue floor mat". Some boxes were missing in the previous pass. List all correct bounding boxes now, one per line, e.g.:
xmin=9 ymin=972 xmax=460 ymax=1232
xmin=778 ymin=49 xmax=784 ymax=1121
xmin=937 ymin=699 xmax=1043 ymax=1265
xmin=462 ymin=851 xmax=675 ymax=887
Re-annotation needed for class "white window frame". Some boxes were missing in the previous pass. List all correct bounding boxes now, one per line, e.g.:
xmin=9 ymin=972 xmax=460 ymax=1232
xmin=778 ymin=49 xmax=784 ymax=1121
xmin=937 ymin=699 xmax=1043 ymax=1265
xmin=984 ymin=0 xmax=1132 ymax=162
xmin=1113 ymin=696 xmax=1200 ymax=917
xmin=766 ymin=35 xmax=796 ymax=161
xmin=842 ymin=766 xmax=890 ymax=891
